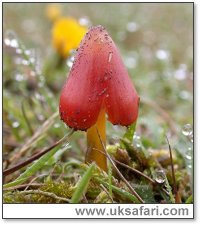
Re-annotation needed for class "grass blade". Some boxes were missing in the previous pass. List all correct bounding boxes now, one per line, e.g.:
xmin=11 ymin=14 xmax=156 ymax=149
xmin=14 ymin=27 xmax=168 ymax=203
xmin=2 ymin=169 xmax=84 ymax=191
xmin=185 ymin=195 xmax=193 ymax=204
xmin=123 ymin=122 xmax=136 ymax=143
xmin=10 ymin=111 xmax=59 ymax=162
xmin=94 ymin=177 xmax=140 ymax=203
xmin=3 ymin=143 xmax=70 ymax=189
xmin=108 ymin=163 xmax=113 ymax=198
xmin=71 ymin=163 xmax=95 ymax=203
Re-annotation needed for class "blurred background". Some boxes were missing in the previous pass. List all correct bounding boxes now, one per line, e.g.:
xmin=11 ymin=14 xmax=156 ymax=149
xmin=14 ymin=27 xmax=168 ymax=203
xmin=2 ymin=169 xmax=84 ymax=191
xmin=3 ymin=3 xmax=193 ymax=181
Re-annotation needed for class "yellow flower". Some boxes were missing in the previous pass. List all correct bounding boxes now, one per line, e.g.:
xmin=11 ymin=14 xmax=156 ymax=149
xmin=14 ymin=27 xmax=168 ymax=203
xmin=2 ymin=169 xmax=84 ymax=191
xmin=46 ymin=4 xmax=61 ymax=22
xmin=52 ymin=17 xmax=87 ymax=58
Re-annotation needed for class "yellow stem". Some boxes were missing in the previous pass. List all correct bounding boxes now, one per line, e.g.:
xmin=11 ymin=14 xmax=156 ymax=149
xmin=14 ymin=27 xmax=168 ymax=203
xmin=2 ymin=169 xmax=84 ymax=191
xmin=86 ymin=109 xmax=107 ymax=171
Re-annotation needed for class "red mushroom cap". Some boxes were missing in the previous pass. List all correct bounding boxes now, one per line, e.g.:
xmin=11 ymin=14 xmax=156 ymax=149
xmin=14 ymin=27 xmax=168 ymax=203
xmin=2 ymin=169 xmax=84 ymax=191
xmin=59 ymin=25 xmax=139 ymax=131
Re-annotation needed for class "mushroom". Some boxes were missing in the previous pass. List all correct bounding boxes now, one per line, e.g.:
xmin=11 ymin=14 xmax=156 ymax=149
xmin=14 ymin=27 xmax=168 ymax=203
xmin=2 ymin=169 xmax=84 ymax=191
xmin=59 ymin=25 xmax=139 ymax=171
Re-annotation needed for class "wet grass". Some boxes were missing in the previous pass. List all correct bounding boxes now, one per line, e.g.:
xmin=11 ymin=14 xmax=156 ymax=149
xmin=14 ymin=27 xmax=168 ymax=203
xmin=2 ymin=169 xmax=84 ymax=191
xmin=3 ymin=3 xmax=193 ymax=203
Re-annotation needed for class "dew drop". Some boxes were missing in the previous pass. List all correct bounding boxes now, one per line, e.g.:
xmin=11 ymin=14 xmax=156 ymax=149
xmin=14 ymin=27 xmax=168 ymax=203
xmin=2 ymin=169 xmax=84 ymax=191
xmin=126 ymin=22 xmax=139 ymax=32
xmin=15 ymin=73 xmax=24 ymax=82
xmin=22 ymin=59 xmax=30 ymax=66
xmin=54 ymin=123 xmax=61 ymax=128
xmin=38 ymin=75 xmax=45 ymax=87
xmin=14 ymin=57 xmax=22 ymax=65
xmin=156 ymin=49 xmax=169 ymax=61
xmin=35 ymin=92 xmax=44 ymax=101
xmin=24 ymin=49 xmax=31 ymax=55
xmin=61 ymin=143 xmax=69 ymax=149
xmin=182 ymin=124 xmax=193 ymax=136
xmin=188 ymin=133 xmax=193 ymax=143
xmin=79 ymin=17 xmax=91 ymax=27
xmin=133 ymin=132 xmax=142 ymax=150
xmin=12 ymin=121 xmax=20 ymax=128
xmin=67 ymin=50 xmax=76 ymax=68
xmin=187 ymin=164 xmax=192 ymax=169
xmin=4 ymin=30 xmax=19 ymax=48
xmin=29 ymin=57 xmax=35 ymax=64
xmin=136 ymin=143 xmax=141 ymax=149
xmin=133 ymin=132 xmax=141 ymax=140
xmin=185 ymin=149 xmax=192 ymax=160
xmin=16 ymin=48 xmax=23 ymax=54
xmin=155 ymin=169 xmax=165 ymax=184
xmin=179 ymin=90 xmax=191 ymax=100
xmin=174 ymin=64 xmax=187 ymax=80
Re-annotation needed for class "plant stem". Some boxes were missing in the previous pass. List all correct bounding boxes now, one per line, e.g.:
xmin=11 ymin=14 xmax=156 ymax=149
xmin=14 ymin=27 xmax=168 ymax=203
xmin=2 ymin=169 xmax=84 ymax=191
xmin=96 ymin=128 xmax=144 ymax=203
xmin=86 ymin=109 xmax=107 ymax=171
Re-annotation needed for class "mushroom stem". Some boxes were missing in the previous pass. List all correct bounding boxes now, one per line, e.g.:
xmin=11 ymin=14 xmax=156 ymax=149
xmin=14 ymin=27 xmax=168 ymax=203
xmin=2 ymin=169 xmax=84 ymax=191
xmin=86 ymin=108 xmax=107 ymax=171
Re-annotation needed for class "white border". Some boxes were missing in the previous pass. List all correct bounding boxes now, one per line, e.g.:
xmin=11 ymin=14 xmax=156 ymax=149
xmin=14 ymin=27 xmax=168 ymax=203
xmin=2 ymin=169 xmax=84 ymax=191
xmin=3 ymin=204 xmax=194 ymax=219
xmin=1 ymin=0 xmax=198 ymax=223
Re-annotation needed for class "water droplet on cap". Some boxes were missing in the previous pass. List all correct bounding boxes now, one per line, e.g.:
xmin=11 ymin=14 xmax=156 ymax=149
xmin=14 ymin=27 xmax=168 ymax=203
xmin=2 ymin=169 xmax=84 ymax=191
xmin=67 ymin=50 xmax=76 ymax=68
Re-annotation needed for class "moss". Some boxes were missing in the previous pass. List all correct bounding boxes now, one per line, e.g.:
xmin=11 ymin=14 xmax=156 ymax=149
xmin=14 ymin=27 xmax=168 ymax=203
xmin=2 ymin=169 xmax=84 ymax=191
xmin=3 ymin=180 xmax=73 ymax=204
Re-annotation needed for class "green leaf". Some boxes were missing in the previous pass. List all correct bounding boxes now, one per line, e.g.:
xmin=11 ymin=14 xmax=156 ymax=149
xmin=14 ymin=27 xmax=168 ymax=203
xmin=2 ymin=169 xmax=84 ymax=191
xmin=185 ymin=195 xmax=193 ymax=203
xmin=164 ymin=174 xmax=175 ymax=203
xmin=123 ymin=122 xmax=136 ymax=143
xmin=71 ymin=163 xmax=95 ymax=203
xmin=134 ymin=184 xmax=156 ymax=203
xmin=3 ymin=144 xmax=69 ymax=189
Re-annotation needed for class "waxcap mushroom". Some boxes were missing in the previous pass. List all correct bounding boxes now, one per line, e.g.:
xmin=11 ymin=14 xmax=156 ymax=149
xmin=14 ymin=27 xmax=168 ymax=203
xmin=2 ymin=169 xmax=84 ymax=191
xmin=59 ymin=25 xmax=139 ymax=131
